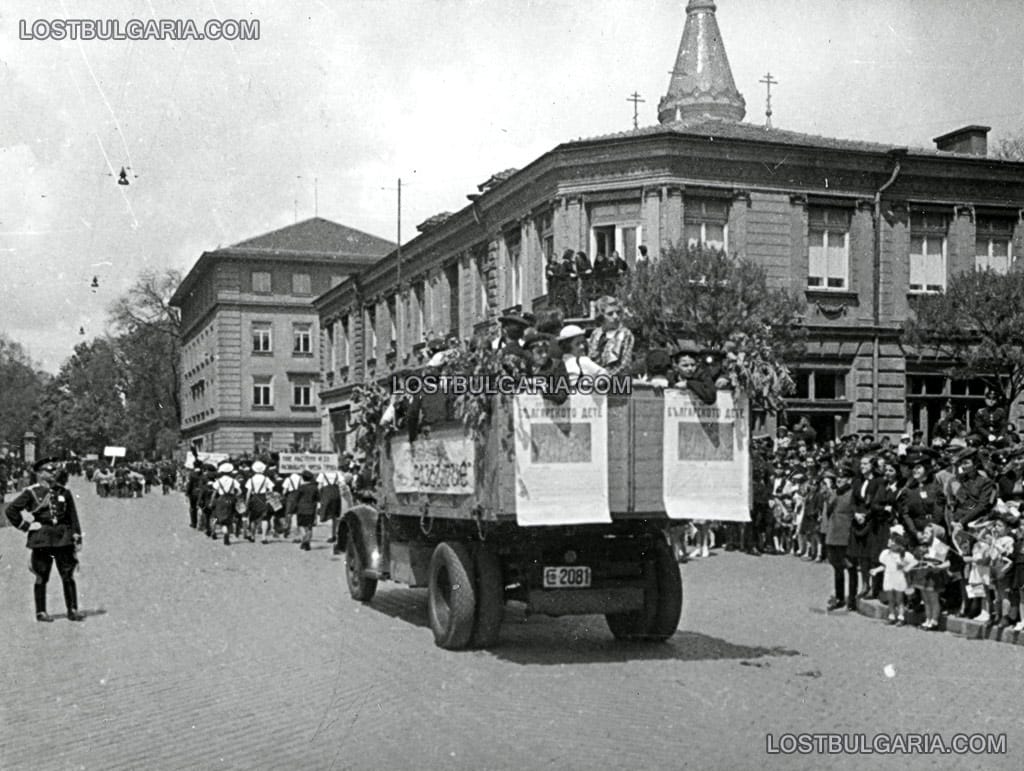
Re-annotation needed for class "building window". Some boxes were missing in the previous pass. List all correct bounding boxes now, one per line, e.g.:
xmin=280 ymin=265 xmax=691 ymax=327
xmin=252 ymin=322 xmax=272 ymax=353
xmin=975 ymin=215 xmax=1014 ymax=274
xmin=387 ymin=295 xmax=398 ymax=349
xmin=365 ymin=306 xmax=377 ymax=360
xmin=414 ymin=282 xmax=426 ymax=344
xmin=444 ymin=262 xmax=460 ymax=335
xmin=341 ymin=315 xmax=351 ymax=366
xmin=293 ymin=323 xmax=312 ymax=355
xmin=293 ymin=432 xmax=314 ymax=452
xmin=910 ymin=213 xmax=948 ymax=293
xmin=591 ymin=224 xmax=641 ymax=268
xmin=906 ymin=372 xmax=992 ymax=438
xmin=253 ymin=432 xmax=272 ymax=454
xmin=252 ymin=271 xmax=272 ymax=293
xmin=792 ymin=369 xmax=848 ymax=401
xmin=252 ymin=377 xmax=272 ymax=408
xmin=505 ymin=230 xmax=522 ymax=307
xmin=292 ymin=380 xmax=313 ymax=407
xmin=330 ymin=408 xmax=350 ymax=453
xmin=807 ymin=207 xmax=850 ymax=289
xmin=474 ymin=248 xmax=488 ymax=316
xmin=684 ymin=198 xmax=729 ymax=251
xmin=292 ymin=273 xmax=312 ymax=295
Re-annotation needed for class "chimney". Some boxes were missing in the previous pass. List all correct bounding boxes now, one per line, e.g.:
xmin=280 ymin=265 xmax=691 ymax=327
xmin=933 ymin=125 xmax=990 ymax=156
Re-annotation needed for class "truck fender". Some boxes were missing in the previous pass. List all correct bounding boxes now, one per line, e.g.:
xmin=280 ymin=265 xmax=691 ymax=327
xmin=344 ymin=504 xmax=384 ymax=575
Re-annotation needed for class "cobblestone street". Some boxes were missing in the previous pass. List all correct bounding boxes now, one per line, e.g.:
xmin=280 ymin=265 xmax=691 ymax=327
xmin=2 ymin=480 xmax=1021 ymax=770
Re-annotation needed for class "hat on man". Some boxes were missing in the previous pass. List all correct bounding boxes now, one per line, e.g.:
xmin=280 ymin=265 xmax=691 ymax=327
xmin=523 ymin=330 xmax=554 ymax=348
xmin=33 ymin=457 xmax=60 ymax=473
xmin=252 ymin=460 xmax=266 ymax=474
xmin=498 ymin=310 xmax=535 ymax=329
xmin=954 ymin=447 xmax=979 ymax=464
xmin=301 ymin=469 xmax=316 ymax=482
xmin=557 ymin=324 xmax=587 ymax=342
xmin=217 ymin=462 xmax=235 ymax=474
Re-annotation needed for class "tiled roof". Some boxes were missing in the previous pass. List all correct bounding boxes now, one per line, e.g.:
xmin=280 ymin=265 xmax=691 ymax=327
xmin=232 ymin=217 xmax=395 ymax=257
xmin=565 ymin=118 xmax=899 ymax=155
xmin=477 ymin=168 xmax=519 ymax=192
xmin=416 ymin=212 xmax=454 ymax=233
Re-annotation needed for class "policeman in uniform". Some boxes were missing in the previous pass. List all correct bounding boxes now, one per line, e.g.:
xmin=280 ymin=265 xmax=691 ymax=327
xmin=5 ymin=458 xmax=84 ymax=622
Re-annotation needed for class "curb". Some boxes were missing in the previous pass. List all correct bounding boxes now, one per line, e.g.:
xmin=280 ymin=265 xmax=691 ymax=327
xmin=856 ymin=598 xmax=1024 ymax=646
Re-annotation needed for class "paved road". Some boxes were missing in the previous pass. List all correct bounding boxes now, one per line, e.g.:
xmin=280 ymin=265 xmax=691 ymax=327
xmin=1 ymin=479 xmax=1021 ymax=770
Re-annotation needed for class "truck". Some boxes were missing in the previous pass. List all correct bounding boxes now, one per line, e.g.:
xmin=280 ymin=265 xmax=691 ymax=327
xmin=340 ymin=385 xmax=750 ymax=650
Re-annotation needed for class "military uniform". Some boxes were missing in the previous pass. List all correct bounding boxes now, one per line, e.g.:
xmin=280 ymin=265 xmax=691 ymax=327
xmin=5 ymin=471 xmax=83 ymax=622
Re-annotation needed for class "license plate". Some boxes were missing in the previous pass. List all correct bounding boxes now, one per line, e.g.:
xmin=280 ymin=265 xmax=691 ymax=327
xmin=543 ymin=566 xmax=592 ymax=588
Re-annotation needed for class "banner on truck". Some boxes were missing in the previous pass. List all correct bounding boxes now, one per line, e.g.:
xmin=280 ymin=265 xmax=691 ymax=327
xmin=278 ymin=453 xmax=339 ymax=474
xmin=513 ymin=392 xmax=610 ymax=526
xmin=391 ymin=426 xmax=475 ymax=495
xmin=662 ymin=389 xmax=750 ymax=521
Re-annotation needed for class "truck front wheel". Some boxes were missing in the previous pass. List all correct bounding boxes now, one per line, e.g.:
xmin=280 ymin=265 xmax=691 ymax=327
xmin=428 ymin=542 xmax=477 ymax=650
xmin=345 ymin=530 xmax=378 ymax=603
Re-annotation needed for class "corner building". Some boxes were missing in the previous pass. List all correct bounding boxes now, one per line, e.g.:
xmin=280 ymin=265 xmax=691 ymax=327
xmin=317 ymin=0 xmax=1024 ymax=445
xmin=172 ymin=217 xmax=394 ymax=454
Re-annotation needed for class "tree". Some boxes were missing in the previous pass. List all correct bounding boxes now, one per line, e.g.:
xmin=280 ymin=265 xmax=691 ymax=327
xmin=619 ymin=244 xmax=805 ymax=410
xmin=35 ymin=338 xmax=129 ymax=455
xmin=0 ymin=334 xmax=48 ymax=446
xmin=903 ymin=269 xmax=1024 ymax=408
xmin=108 ymin=269 xmax=183 ymax=457
xmin=992 ymin=132 xmax=1024 ymax=162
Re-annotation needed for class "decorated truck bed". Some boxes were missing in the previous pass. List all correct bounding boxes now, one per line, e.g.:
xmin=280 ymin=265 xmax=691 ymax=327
xmin=342 ymin=387 xmax=750 ymax=650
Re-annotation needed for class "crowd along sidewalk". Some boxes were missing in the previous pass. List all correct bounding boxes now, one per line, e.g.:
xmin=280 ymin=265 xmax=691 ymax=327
xmin=857 ymin=598 xmax=1024 ymax=645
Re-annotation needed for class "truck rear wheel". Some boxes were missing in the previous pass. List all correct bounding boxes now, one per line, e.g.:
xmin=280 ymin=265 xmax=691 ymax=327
xmin=345 ymin=531 xmax=377 ymax=603
xmin=605 ymin=537 xmax=682 ymax=642
xmin=428 ymin=542 xmax=477 ymax=650
xmin=470 ymin=545 xmax=504 ymax=648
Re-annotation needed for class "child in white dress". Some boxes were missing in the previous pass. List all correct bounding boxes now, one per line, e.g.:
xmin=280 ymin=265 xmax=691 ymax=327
xmin=872 ymin=527 xmax=918 ymax=625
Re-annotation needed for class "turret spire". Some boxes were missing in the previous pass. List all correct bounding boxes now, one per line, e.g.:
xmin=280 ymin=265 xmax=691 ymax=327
xmin=658 ymin=0 xmax=746 ymax=124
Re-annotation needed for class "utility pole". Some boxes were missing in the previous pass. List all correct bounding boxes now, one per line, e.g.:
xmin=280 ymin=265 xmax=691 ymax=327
xmin=627 ymin=91 xmax=645 ymax=130
xmin=759 ymin=72 xmax=778 ymax=128
xmin=396 ymin=177 xmax=402 ymax=287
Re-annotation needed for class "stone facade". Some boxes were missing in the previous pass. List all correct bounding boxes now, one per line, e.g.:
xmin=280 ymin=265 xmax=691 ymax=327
xmin=171 ymin=218 xmax=393 ymax=454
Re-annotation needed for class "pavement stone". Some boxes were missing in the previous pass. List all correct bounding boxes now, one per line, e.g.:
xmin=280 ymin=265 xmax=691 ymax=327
xmin=2 ymin=482 xmax=1022 ymax=770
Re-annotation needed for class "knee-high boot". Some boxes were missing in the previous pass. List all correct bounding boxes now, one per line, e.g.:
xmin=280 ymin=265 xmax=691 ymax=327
xmin=34 ymin=583 xmax=47 ymax=616
xmin=62 ymin=578 xmax=78 ymax=613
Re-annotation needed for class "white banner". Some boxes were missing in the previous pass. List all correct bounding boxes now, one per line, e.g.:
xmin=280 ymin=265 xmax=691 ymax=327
xmin=391 ymin=426 xmax=475 ymax=495
xmin=184 ymin=451 xmax=229 ymax=470
xmin=103 ymin=446 xmax=126 ymax=458
xmin=278 ymin=453 xmax=339 ymax=474
xmin=662 ymin=389 xmax=750 ymax=522
xmin=513 ymin=393 xmax=609 ymax=526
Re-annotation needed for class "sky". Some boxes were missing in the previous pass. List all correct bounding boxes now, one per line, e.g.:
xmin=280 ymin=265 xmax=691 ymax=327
xmin=3 ymin=0 xmax=1024 ymax=371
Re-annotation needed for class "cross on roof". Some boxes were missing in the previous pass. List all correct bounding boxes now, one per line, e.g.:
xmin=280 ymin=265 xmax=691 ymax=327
xmin=759 ymin=72 xmax=778 ymax=128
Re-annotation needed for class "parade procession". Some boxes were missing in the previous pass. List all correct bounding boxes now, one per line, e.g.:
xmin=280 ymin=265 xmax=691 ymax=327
xmin=6 ymin=1 xmax=1024 ymax=768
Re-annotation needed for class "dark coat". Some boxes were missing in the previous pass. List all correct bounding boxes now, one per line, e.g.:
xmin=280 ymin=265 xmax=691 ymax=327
xmin=294 ymin=480 xmax=319 ymax=517
xmin=5 ymin=483 xmax=81 ymax=549
xmin=825 ymin=489 xmax=855 ymax=546
xmin=950 ymin=471 xmax=995 ymax=526
xmin=898 ymin=478 xmax=945 ymax=540
xmin=848 ymin=476 xmax=884 ymax=560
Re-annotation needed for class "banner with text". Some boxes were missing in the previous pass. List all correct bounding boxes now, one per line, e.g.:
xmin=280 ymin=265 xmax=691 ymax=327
xmin=513 ymin=393 xmax=610 ymax=526
xmin=278 ymin=453 xmax=339 ymax=474
xmin=662 ymin=389 xmax=750 ymax=521
xmin=391 ymin=426 xmax=475 ymax=495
